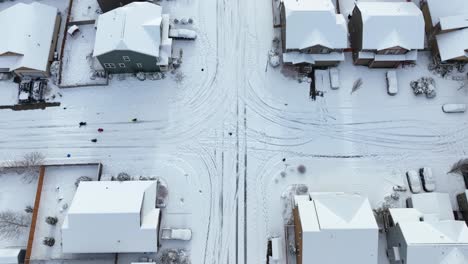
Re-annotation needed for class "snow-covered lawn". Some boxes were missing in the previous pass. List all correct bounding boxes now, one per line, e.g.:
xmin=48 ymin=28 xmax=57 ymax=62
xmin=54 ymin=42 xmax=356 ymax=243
xmin=61 ymin=24 xmax=107 ymax=87
xmin=30 ymin=165 xmax=101 ymax=261
xmin=0 ymin=168 xmax=38 ymax=248
xmin=70 ymin=0 xmax=100 ymax=22
xmin=60 ymin=26 xmax=97 ymax=85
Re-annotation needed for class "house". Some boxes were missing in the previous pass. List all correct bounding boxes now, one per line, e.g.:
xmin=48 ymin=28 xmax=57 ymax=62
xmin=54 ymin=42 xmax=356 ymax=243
xmin=97 ymin=0 xmax=146 ymax=12
xmin=93 ymin=2 xmax=173 ymax=74
xmin=0 ymin=3 xmax=61 ymax=78
xmin=348 ymin=2 xmax=424 ymax=68
xmin=457 ymin=190 xmax=468 ymax=225
xmin=0 ymin=248 xmax=25 ymax=264
xmin=280 ymin=0 xmax=348 ymax=67
xmin=293 ymin=193 xmax=378 ymax=264
xmin=386 ymin=193 xmax=468 ymax=264
xmin=62 ymin=181 xmax=161 ymax=253
xmin=421 ymin=0 xmax=468 ymax=62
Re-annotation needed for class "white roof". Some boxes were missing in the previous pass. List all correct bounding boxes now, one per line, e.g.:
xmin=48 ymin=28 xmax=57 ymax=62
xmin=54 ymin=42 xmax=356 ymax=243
xmin=296 ymin=193 xmax=378 ymax=264
xmin=0 ymin=2 xmax=58 ymax=72
xmin=425 ymin=0 xmax=468 ymax=26
xmin=94 ymin=2 xmax=165 ymax=57
xmin=409 ymin=193 xmax=454 ymax=221
xmin=282 ymin=0 xmax=348 ymax=50
xmin=356 ymin=2 xmax=424 ymax=51
xmin=0 ymin=248 xmax=22 ymax=263
xmin=283 ymin=51 xmax=345 ymax=64
xmin=436 ymin=28 xmax=468 ymax=61
xmin=62 ymin=181 xmax=160 ymax=253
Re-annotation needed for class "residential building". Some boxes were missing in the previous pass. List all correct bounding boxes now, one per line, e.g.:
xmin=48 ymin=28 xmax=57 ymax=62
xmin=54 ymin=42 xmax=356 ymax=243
xmin=93 ymin=2 xmax=173 ymax=74
xmin=348 ymin=2 xmax=424 ymax=68
xmin=280 ymin=0 xmax=348 ymax=67
xmin=421 ymin=0 xmax=468 ymax=62
xmin=457 ymin=190 xmax=468 ymax=225
xmin=0 ymin=3 xmax=61 ymax=78
xmin=386 ymin=193 xmax=468 ymax=264
xmin=0 ymin=248 xmax=25 ymax=264
xmin=97 ymin=0 xmax=146 ymax=12
xmin=293 ymin=193 xmax=378 ymax=264
xmin=62 ymin=181 xmax=161 ymax=253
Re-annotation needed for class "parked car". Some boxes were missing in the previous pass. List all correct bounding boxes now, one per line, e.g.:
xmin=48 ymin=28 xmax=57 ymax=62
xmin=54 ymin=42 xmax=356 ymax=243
xmin=329 ymin=68 xmax=340 ymax=90
xmin=419 ymin=167 xmax=435 ymax=192
xmin=442 ymin=104 xmax=466 ymax=113
xmin=406 ymin=170 xmax=422 ymax=193
xmin=161 ymin=228 xmax=192 ymax=241
xmin=67 ymin=25 xmax=80 ymax=36
xmin=386 ymin=70 xmax=398 ymax=95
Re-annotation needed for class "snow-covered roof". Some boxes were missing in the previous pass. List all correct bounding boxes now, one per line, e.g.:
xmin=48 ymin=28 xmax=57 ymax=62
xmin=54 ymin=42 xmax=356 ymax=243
xmin=408 ymin=193 xmax=454 ymax=221
xmin=62 ymin=181 xmax=160 ymax=253
xmin=439 ymin=15 xmax=468 ymax=31
xmin=436 ymin=28 xmax=468 ymax=61
xmin=425 ymin=0 xmax=468 ymax=27
xmin=295 ymin=193 xmax=378 ymax=263
xmin=283 ymin=51 xmax=345 ymax=64
xmin=0 ymin=248 xmax=22 ymax=263
xmin=0 ymin=2 xmax=58 ymax=72
xmin=94 ymin=2 xmax=167 ymax=58
xmin=282 ymin=0 xmax=348 ymax=50
xmin=356 ymin=2 xmax=424 ymax=51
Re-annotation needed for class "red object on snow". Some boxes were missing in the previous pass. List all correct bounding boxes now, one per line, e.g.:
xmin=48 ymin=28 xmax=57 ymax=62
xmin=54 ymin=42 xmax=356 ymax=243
xmin=98 ymin=128 xmax=104 ymax=132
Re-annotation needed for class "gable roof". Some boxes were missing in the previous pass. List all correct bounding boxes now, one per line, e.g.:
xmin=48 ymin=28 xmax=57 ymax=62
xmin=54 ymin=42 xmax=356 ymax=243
xmin=282 ymin=0 xmax=348 ymax=50
xmin=356 ymin=2 xmax=424 ymax=51
xmin=0 ymin=2 xmax=58 ymax=72
xmin=295 ymin=193 xmax=378 ymax=264
xmin=436 ymin=28 xmax=468 ymax=61
xmin=425 ymin=0 xmax=468 ymax=27
xmin=67 ymin=180 xmax=155 ymax=214
xmin=408 ymin=193 xmax=454 ymax=221
xmin=93 ymin=2 xmax=164 ymax=57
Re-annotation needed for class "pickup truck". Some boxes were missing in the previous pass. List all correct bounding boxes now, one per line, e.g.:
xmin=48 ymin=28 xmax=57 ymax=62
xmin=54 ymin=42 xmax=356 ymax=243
xmin=161 ymin=228 xmax=192 ymax=241
xmin=169 ymin=29 xmax=197 ymax=40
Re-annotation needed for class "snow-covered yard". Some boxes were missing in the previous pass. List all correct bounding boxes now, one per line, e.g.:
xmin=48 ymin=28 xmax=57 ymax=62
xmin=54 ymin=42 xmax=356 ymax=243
xmin=0 ymin=168 xmax=38 ymax=249
xmin=70 ymin=0 xmax=100 ymax=22
xmin=30 ymin=165 xmax=101 ymax=261
xmin=0 ymin=0 xmax=468 ymax=263
xmin=60 ymin=24 xmax=107 ymax=87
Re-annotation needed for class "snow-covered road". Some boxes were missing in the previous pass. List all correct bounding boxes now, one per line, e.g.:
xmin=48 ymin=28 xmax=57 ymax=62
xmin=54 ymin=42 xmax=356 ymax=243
xmin=1 ymin=0 xmax=468 ymax=263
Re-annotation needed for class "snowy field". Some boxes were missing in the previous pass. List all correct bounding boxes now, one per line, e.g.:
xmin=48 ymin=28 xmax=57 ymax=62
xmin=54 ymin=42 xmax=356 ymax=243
xmin=30 ymin=165 xmax=101 ymax=261
xmin=0 ymin=168 xmax=38 ymax=249
xmin=0 ymin=0 xmax=468 ymax=263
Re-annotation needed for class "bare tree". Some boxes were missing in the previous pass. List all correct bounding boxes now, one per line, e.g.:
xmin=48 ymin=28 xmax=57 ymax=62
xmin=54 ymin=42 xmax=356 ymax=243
xmin=5 ymin=152 xmax=45 ymax=183
xmin=351 ymin=78 xmax=363 ymax=94
xmin=0 ymin=211 xmax=31 ymax=239
xmin=448 ymin=158 xmax=468 ymax=175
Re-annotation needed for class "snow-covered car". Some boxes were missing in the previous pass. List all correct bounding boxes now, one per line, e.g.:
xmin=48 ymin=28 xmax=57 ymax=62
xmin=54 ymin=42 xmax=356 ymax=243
xmin=386 ymin=70 xmax=398 ymax=95
xmin=406 ymin=170 xmax=422 ymax=193
xmin=67 ymin=25 xmax=80 ymax=36
xmin=329 ymin=68 xmax=340 ymax=90
xmin=442 ymin=104 xmax=466 ymax=113
xmin=419 ymin=167 xmax=435 ymax=192
xmin=18 ymin=90 xmax=30 ymax=103
xmin=169 ymin=29 xmax=197 ymax=40
xmin=161 ymin=228 xmax=192 ymax=241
